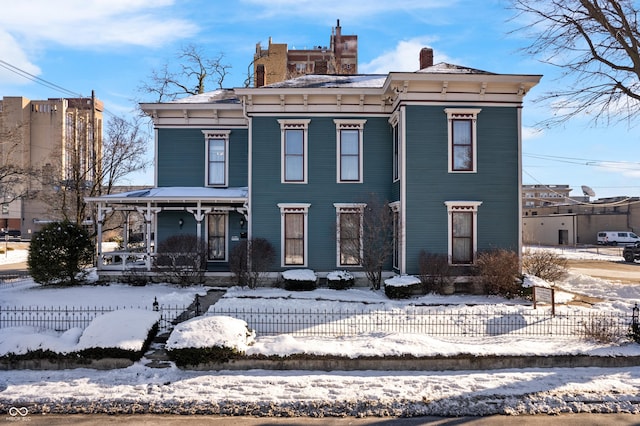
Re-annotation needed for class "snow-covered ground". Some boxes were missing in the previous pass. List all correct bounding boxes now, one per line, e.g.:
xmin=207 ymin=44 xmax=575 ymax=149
xmin=1 ymin=247 xmax=640 ymax=416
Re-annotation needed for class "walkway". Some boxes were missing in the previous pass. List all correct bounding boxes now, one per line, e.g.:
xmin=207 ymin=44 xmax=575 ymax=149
xmin=145 ymin=288 xmax=227 ymax=368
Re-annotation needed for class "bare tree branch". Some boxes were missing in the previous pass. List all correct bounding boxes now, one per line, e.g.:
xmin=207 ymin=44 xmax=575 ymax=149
xmin=510 ymin=0 xmax=640 ymax=126
xmin=138 ymin=44 xmax=231 ymax=102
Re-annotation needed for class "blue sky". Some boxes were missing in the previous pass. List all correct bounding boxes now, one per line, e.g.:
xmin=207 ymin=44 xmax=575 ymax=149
xmin=0 ymin=0 xmax=638 ymax=198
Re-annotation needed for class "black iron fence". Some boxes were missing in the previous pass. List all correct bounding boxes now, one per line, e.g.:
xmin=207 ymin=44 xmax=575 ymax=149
xmin=2 ymin=303 xmax=638 ymax=340
xmin=207 ymin=306 xmax=636 ymax=339
xmin=0 ymin=304 xmax=190 ymax=333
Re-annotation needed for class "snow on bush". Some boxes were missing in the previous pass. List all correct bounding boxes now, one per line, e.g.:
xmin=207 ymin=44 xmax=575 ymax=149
xmin=327 ymin=270 xmax=354 ymax=281
xmin=282 ymin=269 xmax=317 ymax=281
xmin=0 ymin=326 xmax=82 ymax=356
xmin=384 ymin=275 xmax=421 ymax=287
xmin=384 ymin=275 xmax=422 ymax=299
xmin=166 ymin=315 xmax=255 ymax=351
xmin=77 ymin=309 xmax=160 ymax=352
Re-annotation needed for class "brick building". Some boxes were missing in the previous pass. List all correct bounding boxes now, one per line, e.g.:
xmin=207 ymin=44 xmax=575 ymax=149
xmin=253 ymin=19 xmax=358 ymax=87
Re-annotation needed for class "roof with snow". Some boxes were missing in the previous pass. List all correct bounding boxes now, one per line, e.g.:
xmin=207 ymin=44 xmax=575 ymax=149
xmin=87 ymin=186 xmax=248 ymax=203
xmin=167 ymin=89 xmax=240 ymax=104
xmin=416 ymin=62 xmax=495 ymax=75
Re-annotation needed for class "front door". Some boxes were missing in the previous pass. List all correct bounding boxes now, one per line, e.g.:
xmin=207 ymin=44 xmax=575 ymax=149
xmin=208 ymin=213 xmax=226 ymax=261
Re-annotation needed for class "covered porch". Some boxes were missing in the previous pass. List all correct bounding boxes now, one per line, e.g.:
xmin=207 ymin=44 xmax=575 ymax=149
xmin=87 ymin=187 xmax=249 ymax=279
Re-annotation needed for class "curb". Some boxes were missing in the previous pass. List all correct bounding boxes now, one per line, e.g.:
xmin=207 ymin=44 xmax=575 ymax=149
xmin=179 ymin=354 xmax=640 ymax=371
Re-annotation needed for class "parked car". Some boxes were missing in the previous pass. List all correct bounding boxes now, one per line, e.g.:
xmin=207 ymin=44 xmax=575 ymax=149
xmin=597 ymin=231 xmax=640 ymax=246
xmin=0 ymin=229 xmax=21 ymax=241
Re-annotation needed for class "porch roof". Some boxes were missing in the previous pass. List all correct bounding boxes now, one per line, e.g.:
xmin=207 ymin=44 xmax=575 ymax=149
xmin=87 ymin=186 xmax=248 ymax=204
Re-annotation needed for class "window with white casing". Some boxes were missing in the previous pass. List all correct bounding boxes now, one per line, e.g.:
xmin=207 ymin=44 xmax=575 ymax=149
xmin=445 ymin=109 xmax=481 ymax=173
xmin=203 ymin=130 xmax=230 ymax=186
xmin=334 ymin=203 xmax=365 ymax=266
xmin=278 ymin=203 xmax=310 ymax=267
xmin=334 ymin=119 xmax=366 ymax=183
xmin=279 ymin=120 xmax=310 ymax=183
xmin=445 ymin=201 xmax=482 ymax=265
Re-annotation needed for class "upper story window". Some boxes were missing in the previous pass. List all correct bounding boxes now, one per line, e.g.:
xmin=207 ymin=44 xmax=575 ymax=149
xmin=445 ymin=109 xmax=481 ymax=173
xmin=279 ymin=120 xmax=310 ymax=183
xmin=203 ymin=130 xmax=230 ymax=187
xmin=334 ymin=119 xmax=366 ymax=183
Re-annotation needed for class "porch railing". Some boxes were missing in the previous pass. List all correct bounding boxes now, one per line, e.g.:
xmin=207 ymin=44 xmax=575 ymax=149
xmin=98 ymin=251 xmax=153 ymax=271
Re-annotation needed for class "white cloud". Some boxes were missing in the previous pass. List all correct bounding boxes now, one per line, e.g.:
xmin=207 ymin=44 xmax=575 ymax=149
xmin=237 ymin=0 xmax=453 ymax=21
xmin=360 ymin=37 xmax=450 ymax=74
xmin=0 ymin=1 xmax=198 ymax=49
xmin=0 ymin=32 xmax=41 ymax=85
xmin=522 ymin=127 xmax=544 ymax=141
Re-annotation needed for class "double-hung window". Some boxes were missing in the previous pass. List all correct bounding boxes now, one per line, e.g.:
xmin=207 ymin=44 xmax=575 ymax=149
xmin=203 ymin=130 xmax=230 ymax=186
xmin=445 ymin=201 xmax=482 ymax=265
xmin=445 ymin=109 xmax=481 ymax=173
xmin=278 ymin=203 xmax=310 ymax=267
xmin=334 ymin=203 xmax=365 ymax=266
xmin=279 ymin=120 xmax=310 ymax=183
xmin=334 ymin=119 xmax=366 ymax=183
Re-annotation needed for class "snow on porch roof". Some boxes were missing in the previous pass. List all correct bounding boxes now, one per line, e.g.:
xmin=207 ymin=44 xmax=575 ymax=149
xmin=87 ymin=186 xmax=248 ymax=203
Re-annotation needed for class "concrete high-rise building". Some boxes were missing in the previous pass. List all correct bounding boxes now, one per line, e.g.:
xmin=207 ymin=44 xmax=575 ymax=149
xmin=0 ymin=94 xmax=103 ymax=238
xmin=253 ymin=19 xmax=358 ymax=87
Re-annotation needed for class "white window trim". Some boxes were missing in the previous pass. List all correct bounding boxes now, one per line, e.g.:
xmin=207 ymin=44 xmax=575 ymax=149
xmin=444 ymin=201 xmax=482 ymax=265
xmin=334 ymin=119 xmax=366 ymax=183
xmin=389 ymin=201 xmax=401 ymax=271
xmin=279 ymin=119 xmax=310 ymax=184
xmin=334 ymin=203 xmax=366 ymax=267
xmin=277 ymin=203 xmax=311 ymax=267
xmin=203 ymin=130 xmax=231 ymax=187
xmin=207 ymin=211 xmax=228 ymax=262
xmin=444 ymin=108 xmax=481 ymax=173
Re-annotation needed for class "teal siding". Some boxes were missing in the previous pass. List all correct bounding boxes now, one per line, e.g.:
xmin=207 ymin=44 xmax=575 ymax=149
xmin=403 ymin=105 xmax=520 ymax=274
xmin=157 ymin=128 xmax=248 ymax=187
xmin=157 ymin=210 xmax=246 ymax=270
xmin=251 ymin=116 xmax=393 ymax=272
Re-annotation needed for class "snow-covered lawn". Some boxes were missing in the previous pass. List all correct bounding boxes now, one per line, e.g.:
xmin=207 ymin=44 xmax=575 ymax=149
xmin=1 ymin=246 xmax=640 ymax=416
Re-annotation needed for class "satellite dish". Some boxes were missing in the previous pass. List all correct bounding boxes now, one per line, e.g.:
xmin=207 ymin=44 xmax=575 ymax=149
xmin=581 ymin=185 xmax=596 ymax=197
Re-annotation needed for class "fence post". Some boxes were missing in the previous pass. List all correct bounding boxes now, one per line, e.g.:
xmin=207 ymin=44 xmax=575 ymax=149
xmin=631 ymin=304 xmax=640 ymax=344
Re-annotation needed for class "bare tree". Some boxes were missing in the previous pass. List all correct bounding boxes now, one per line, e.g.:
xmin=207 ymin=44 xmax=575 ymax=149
xmin=511 ymin=0 xmax=640 ymax=126
xmin=139 ymin=44 xmax=231 ymax=102
xmin=38 ymin=113 xmax=150 ymax=234
xmin=0 ymin=111 xmax=31 ymax=204
xmin=339 ymin=194 xmax=394 ymax=290
xmin=102 ymin=116 xmax=149 ymax=195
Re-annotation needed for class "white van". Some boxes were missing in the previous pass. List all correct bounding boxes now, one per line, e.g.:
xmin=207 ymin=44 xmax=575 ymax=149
xmin=597 ymin=231 xmax=640 ymax=245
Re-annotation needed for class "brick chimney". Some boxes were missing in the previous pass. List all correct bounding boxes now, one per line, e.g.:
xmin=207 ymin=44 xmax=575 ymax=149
xmin=420 ymin=47 xmax=434 ymax=69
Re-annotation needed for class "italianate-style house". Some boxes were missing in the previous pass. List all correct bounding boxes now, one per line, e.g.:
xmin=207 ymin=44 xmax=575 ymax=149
xmin=89 ymin=48 xmax=541 ymax=285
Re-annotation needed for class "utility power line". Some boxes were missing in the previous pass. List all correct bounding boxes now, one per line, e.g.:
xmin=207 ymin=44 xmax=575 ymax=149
xmin=0 ymin=59 xmax=83 ymax=98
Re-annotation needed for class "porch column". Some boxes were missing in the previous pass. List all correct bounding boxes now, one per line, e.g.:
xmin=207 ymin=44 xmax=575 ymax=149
xmin=95 ymin=204 xmax=112 ymax=270
xmin=187 ymin=202 xmax=212 ymax=240
xmin=136 ymin=203 xmax=161 ymax=271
